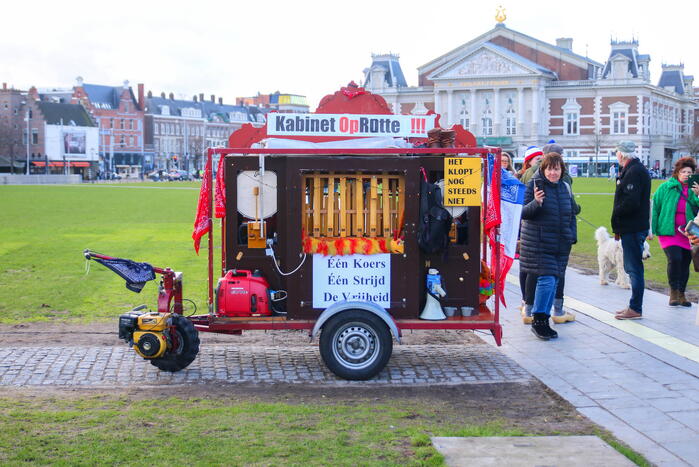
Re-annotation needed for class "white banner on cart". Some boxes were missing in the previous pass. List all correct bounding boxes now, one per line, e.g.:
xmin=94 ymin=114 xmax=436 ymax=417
xmin=313 ymin=254 xmax=391 ymax=308
xmin=268 ymin=114 xmax=436 ymax=138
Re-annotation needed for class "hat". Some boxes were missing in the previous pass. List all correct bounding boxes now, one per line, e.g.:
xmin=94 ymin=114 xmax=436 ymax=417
xmin=616 ymin=140 xmax=636 ymax=154
xmin=542 ymin=139 xmax=564 ymax=155
xmin=524 ymin=146 xmax=544 ymax=164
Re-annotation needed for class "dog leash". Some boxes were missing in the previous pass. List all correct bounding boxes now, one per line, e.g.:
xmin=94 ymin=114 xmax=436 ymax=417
xmin=576 ymin=214 xmax=598 ymax=229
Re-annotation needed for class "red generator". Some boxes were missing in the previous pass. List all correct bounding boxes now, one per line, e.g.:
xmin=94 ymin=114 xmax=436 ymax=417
xmin=216 ymin=269 xmax=274 ymax=317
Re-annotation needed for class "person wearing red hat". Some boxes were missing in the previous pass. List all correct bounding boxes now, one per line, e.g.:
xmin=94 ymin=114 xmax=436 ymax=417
xmin=517 ymin=146 xmax=543 ymax=182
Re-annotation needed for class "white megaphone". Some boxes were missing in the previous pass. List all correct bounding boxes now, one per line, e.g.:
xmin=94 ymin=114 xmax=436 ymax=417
xmin=420 ymin=268 xmax=447 ymax=320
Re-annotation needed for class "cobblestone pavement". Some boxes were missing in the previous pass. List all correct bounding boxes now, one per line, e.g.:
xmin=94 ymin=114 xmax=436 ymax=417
xmin=0 ymin=344 xmax=531 ymax=387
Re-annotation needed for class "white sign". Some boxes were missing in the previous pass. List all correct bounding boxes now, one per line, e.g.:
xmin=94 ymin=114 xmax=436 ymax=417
xmin=312 ymin=254 xmax=391 ymax=308
xmin=268 ymin=113 xmax=437 ymax=138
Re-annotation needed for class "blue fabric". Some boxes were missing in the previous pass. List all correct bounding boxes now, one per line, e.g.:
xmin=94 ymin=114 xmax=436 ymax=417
xmin=621 ymin=231 xmax=647 ymax=314
xmin=532 ymin=275 xmax=558 ymax=317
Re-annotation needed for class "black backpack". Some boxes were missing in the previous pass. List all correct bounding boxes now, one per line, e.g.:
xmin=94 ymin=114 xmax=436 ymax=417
xmin=418 ymin=174 xmax=453 ymax=254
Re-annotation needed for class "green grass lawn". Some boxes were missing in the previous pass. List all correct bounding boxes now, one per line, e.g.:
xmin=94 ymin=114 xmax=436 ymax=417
xmin=0 ymin=183 xmax=209 ymax=323
xmin=0 ymin=178 xmax=692 ymax=323
xmin=0 ymin=395 xmax=649 ymax=466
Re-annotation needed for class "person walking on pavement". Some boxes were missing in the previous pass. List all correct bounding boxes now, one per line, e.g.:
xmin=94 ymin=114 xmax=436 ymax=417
xmin=519 ymin=141 xmax=578 ymax=325
xmin=517 ymin=146 xmax=544 ymax=322
xmin=612 ymin=141 xmax=652 ymax=320
xmin=520 ymin=153 xmax=577 ymax=339
xmin=651 ymin=157 xmax=699 ymax=307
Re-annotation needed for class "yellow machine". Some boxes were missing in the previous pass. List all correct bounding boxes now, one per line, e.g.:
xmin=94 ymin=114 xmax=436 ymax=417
xmin=122 ymin=312 xmax=172 ymax=359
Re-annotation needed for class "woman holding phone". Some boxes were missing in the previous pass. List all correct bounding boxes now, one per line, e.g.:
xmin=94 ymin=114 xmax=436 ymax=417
xmin=519 ymin=153 xmax=577 ymax=340
xmin=651 ymin=157 xmax=699 ymax=307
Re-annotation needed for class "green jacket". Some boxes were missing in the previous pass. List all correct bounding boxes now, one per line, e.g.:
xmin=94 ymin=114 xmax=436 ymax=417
xmin=651 ymin=177 xmax=699 ymax=236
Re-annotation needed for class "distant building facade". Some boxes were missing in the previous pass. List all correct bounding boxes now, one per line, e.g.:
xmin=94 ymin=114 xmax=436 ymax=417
xmin=40 ymin=77 xmax=147 ymax=178
xmin=236 ymin=91 xmax=309 ymax=113
xmin=0 ymin=82 xmax=26 ymax=173
xmin=145 ymin=92 xmax=267 ymax=172
xmin=364 ymin=23 xmax=697 ymax=174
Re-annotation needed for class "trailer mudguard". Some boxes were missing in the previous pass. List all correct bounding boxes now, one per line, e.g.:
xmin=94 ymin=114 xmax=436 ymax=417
xmin=310 ymin=301 xmax=401 ymax=344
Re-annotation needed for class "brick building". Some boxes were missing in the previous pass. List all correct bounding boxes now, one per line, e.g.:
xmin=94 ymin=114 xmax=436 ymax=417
xmin=145 ymin=92 xmax=267 ymax=172
xmin=0 ymin=83 xmax=26 ymax=173
xmin=1 ymin=83 xmax=99 ymax=177
xmin=364 ymin=21 xmax=697 ymax=174
xmin=40 ymin=77 xmax=147 ymax=178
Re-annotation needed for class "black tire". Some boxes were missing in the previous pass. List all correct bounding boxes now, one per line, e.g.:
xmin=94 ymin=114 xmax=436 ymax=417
xmin=150 ymin=314 xmax=200 ymax=372
xmin=319 ymin=310 xmax=393 ymax=380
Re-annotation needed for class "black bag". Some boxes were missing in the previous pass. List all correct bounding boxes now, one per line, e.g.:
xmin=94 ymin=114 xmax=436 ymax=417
xmin=417 ymin=174 xmax=453 ymax=254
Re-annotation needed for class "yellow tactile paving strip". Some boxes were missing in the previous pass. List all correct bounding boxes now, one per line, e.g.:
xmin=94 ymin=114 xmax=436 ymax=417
xmin=506 ymin=274 xmax=699 ymax=364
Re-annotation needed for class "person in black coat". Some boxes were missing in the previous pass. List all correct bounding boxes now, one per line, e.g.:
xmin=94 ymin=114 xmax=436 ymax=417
xmin=611 ymin=140 xmax=651 ymax=320
xmin=520 ymin=153 xmax=577 ymax=339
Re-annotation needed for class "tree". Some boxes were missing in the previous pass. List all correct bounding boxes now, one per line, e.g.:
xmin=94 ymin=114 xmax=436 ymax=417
xmin=589 ymin=130 xmax=607 ymax=177
xmin=682 ymin=135 xmax=699 ymax=158
xmin=187 ymin=135 xmax=206 ymax=172
xmin=0 ymin=119 xmax=23 ymax=174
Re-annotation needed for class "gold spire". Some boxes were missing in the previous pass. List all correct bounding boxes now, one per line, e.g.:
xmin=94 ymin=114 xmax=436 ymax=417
xmin=495 ymin=5 xmax=506 ymax=24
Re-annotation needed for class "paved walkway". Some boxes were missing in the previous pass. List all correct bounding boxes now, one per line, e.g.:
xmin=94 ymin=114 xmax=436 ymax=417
xmin=495 ymin=262 xmax=699 ymax=467
xmin=0 ymin=344 xmax=530 ymax=387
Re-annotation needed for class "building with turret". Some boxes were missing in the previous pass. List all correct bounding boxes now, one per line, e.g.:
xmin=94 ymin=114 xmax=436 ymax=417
xmin=363 ymin=21 xmax=696 ymax=174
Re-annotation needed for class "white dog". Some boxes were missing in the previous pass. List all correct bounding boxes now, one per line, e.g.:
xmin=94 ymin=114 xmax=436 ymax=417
xmin=595 ymin=226 xmax=651 ymax=289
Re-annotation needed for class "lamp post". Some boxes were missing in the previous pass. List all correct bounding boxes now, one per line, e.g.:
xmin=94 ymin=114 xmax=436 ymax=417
xmin=25 ymin=108 xmax=30 ymax=175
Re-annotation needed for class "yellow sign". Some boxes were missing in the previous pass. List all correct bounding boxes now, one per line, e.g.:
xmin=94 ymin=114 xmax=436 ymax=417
xmin=443 ymin=157 xmax=481 ymax=206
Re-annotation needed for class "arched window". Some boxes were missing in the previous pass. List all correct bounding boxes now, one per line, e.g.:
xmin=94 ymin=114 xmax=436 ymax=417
xmin=481 ymin=98 xmax=492 ymax=136
xmin=459 ymin=96 xmax=469 ymax=130
xmin=505 ymin=96 xmax=516 ymax=136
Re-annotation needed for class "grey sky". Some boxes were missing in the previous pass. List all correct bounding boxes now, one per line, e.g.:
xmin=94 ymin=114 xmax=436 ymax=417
xmin=2 ymin=0 xmax=696 ymax=109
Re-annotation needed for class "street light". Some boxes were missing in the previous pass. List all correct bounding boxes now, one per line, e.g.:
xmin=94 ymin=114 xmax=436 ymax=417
xmin=24 ymin=107 xmax=30 ymax=175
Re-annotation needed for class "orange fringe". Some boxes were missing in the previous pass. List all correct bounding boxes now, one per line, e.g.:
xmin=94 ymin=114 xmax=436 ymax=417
xmin=302 ymin=236 xmax=404 ymax=256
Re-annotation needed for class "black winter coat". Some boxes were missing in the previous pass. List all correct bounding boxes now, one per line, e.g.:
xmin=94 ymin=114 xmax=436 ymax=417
xmin=611 ymin=158 xmax=651 ymax=235
xmin=519 ymin=172 xmax=578 ymax=278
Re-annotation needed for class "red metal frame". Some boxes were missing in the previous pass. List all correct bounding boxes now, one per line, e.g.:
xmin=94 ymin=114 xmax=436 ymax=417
xmin=192 ymin=145 xmax=503 ymax=345
xmin=85 ymin=251 xmax=184 ymax=315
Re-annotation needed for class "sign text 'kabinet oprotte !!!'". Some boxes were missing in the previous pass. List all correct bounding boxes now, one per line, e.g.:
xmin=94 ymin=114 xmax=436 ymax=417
xmin=268 ymin=114 xmax=436 ymax=138
xmin=443 ymin=157 xmax=481 ymax=206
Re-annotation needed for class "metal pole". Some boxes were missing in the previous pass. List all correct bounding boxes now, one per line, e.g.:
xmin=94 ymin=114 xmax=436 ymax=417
xmin=25 ymin=109 xmax=30 ymax=175
xmin=207 ymin=147 xmax=214 ymax=314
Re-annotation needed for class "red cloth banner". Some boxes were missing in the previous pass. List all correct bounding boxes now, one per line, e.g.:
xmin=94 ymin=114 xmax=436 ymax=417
xmin=214 ymin=154 xmax=226 ymax=218
xmin=192 ymin=153 xmax=212 ymax=254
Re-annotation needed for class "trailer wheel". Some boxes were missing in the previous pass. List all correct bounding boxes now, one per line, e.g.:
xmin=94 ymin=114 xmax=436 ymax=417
xmin=150 ymin=314 xmax=200 ymax=372
xmin=319 ymin=310 xmax=392 ymax=380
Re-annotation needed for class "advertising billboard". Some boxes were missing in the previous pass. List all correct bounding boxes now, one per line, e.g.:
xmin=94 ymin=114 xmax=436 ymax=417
xmin=63 ymin=131 xmax=86 ymax=155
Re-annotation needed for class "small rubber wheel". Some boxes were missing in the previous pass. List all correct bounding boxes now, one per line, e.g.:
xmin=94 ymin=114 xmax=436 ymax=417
xmin=319 ymin=310 xmax=393 ymax=380
xmin=150 ymin=314 xmax=200 ymax=372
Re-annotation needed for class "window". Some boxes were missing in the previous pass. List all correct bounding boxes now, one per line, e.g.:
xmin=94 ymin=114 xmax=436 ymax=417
xmin=120 ymin=136 xmax=125 ymax=145
xmin=565 ymin=112 xmax=579 ymax=135
xmin=31 ymin=129 xmax=38 ymax=145
xmin=612 ymin=111 xmax=627 ymax=134
xmin=562 ymin=99 xmax=581 ymax=136
xmin=125 ymin=102 xmax=129 ymax=112
xmin=120 ymin=119 xmax=125 ymax=129
xmin=459 ymin=96 xmax=470 ymax=129
xmin=130 ymin=119 xmax=134 ymax=130
xmin=505 ymin=97 xmax=516 ymax=136
xmin=481 ymin=114 xmax=492 ymax=136
xmin=610 ymin=102 xmax=629 ymax=135
xmin=481 ymin=97 xmax=493 ymax=136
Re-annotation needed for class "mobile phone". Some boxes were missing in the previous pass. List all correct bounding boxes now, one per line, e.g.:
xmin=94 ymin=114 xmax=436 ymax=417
xmin=685 ymin=221 xmax=699 ymax=237
xmin=535 ymin=180 xmax=543 ymax=191
xmin=687 ymin=174 xmax=699 ymax=188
